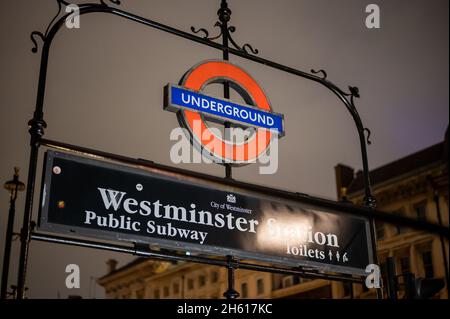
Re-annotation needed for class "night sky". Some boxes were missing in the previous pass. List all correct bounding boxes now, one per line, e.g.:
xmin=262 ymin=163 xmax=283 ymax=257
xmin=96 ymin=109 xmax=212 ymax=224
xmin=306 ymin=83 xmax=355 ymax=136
xmin=0 ymin=0 xmax=448 ymax=298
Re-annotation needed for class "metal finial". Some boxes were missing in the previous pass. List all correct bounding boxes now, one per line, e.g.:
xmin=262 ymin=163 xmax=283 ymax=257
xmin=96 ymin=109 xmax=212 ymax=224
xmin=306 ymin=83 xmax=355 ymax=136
xmin=190 ymin=0 xmax=259 ymax=55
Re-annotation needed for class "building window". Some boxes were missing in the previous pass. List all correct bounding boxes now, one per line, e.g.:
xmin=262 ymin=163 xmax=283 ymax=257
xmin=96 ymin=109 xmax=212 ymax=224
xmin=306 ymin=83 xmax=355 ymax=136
xmin=393 ymin=209 xmax=408 ymax=234
xmin=136 ymin=289 xmax=144 ymax=299
xmin=154 ymin=289 xmax=160 ymax=299
xmin=257 ymin=278 xmax=265 ymax=295
xmin=422 ymin=251 xmax=434 ymax=278
xmin=400 ymin=256 xmax=410 ymax=275
xmin=187 ymin=278 xmax=194 ymax=290
xmin=414 ymin=201 xmax=427 ymax=222
xmin=362 ymin=283 xmax=369 ymax=293
xmin=241 ymin=283 xmax=248 ymax=298
xmin=199 ymin=275 xmax=206 ymax=287
xmin=343 ymin=282 xmax=352 ymax=297
xmin=281 ymin=275 xmax=294 ymax=288
xmin=163 ymin=286 xmax=169 ymax=297
xmin=211 ymin=271 xmax=219 ymax=283
xmin=375 ymin=222 xmax=385 ymax=240
xmin=173 ymin=282 xmax=180 ymax=294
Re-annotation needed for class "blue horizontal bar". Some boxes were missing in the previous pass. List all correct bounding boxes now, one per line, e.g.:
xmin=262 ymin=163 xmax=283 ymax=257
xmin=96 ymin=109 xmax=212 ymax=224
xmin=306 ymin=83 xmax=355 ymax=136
xmin=167 ymin=85 xmax=284 ymax=135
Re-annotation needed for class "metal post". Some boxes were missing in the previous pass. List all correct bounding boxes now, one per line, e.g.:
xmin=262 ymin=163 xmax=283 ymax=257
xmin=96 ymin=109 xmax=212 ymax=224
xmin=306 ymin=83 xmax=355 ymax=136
xmin=223 ymin=255 xmax=239 ymax=299
xmin=218 ymin=0 xmax=236 ymax=298
xmin=1 ymin=189 xmax=17 ymax=299
xmin=16 ymin=118 xmax=47 ymax=298
xmin=368 ymin=219 xmax=382 ymax=299
xmin=1 ymin=168 xmax=25 ymax=299
xmin=358 ymin=129 xmax=382 ymax=299
xmin=386 ymin=256 xmax=397 ymax=300
xmin=342 ymin=185 xmax=381 ymax=299
xmin=219 ymin=0 xmax=233 ymax=180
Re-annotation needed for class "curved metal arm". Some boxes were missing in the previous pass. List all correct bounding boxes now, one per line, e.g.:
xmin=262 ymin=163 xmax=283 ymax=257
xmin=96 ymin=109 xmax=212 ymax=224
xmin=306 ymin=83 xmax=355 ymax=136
xmin=19 ymin=0 xmax=376 ymax=299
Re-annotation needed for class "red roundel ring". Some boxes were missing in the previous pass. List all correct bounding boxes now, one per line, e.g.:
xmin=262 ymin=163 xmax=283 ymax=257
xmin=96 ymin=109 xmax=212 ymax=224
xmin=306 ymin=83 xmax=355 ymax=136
xmin=178 ymin=60 xmax=273 ymax=164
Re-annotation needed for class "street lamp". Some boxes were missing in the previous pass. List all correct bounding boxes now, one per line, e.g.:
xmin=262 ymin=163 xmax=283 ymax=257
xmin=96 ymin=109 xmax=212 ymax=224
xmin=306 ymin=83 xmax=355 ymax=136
xmin=1 ymin=167 xmax=25 ymax=299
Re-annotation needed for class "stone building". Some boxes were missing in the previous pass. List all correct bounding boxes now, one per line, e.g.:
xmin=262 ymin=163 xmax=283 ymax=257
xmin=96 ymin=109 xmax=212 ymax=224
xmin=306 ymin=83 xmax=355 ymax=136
xmin=98 ymin=257 xmax=334 ymax=299
xmin=334 ymin=134 xmax=448 ymax=298
xmin=98 ymin=131 xmax=448 ymax=299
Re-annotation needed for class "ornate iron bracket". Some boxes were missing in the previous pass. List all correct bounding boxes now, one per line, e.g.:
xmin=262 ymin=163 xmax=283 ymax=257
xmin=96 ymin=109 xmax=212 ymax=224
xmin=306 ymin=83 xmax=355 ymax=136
xmin=308 ymin=71 xmax=373 ymax=147
xmin=30 ymin=0 xmax=121 ymax=53
xmin=191 ymin=0 xmax=259 ymax=55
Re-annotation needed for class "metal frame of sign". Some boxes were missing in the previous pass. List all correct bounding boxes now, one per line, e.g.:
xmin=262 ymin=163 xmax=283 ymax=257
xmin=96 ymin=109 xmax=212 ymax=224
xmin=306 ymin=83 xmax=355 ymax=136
xmin=13 ymin=0 xmax=448 ymax=299
xmin=38 ymin=150 xmax=374 ymax=276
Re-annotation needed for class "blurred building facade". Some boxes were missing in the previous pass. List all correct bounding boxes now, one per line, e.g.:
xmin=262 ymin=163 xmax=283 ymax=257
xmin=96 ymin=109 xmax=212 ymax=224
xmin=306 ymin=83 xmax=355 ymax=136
xmin=335 ymin=135 xmax=448 ymax=299
xmin=98 ymin=131 xmax=449 ymax=299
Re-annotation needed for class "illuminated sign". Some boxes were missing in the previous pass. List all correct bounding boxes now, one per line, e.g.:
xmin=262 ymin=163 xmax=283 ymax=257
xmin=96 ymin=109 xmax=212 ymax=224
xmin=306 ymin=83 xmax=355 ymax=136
xmin=163 ymin=60 xmax=285 ymax=164
xmin=165 ymin=85 xmax=284 ymax=134
xmin=38 ymin=150 xmax=373 ymax=275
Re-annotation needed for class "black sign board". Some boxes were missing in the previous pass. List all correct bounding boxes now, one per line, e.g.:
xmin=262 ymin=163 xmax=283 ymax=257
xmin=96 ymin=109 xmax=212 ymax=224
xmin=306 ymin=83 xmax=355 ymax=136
xmin=39 ymin=150 xmax=373 ymax=275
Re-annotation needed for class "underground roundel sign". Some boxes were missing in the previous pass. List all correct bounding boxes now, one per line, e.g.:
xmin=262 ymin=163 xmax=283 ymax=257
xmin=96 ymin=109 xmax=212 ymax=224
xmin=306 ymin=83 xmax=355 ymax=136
xmin=164 ymin=60 xmax=284 ymax=164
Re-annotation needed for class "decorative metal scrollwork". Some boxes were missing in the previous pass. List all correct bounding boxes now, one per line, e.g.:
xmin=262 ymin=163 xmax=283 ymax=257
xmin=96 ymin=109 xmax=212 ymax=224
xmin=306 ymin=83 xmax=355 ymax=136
xmin=30 ymin=31 xmax=45 ymax=53
xmin=191 ymin=22 xmax=223 ymax=41
xmin=190 ymin=0 xmax=259 ymax=55
xmin=334 ymin=85 xmax=361 ymax=107
xmin=311 ymin=69 xmax=328 ymax=80
xmin=347 ymin=86 xmax=360 ymax=107
xmin=226 ymin=25 xmax=259 ymax=54
xmin=100 ymin=0 xmax=121 ymax=5
xmin=309 ymin=69 xmax=360 ymax=101
xmin=364 ymin=128 xmax=372 ymax=145
xmin=348 ymin=86 xmax=360 ymax=98
xmin=190 ymin=26 xmax=210 ymax=39
xmin=30 ymin=0 xmax=121 ymax=53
